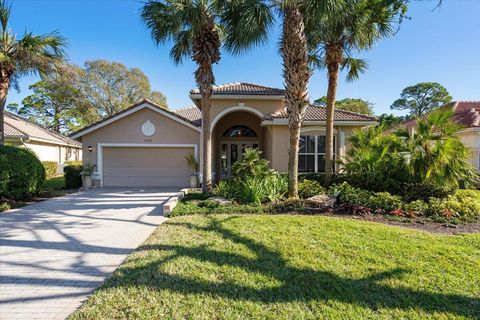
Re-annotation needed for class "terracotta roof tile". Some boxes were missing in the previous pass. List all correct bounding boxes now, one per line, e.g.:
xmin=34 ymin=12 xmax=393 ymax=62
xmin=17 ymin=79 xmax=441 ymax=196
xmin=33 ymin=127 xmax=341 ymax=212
xmin=453 ymin=101 xmax=480 ymax=127
xmin=190 ymin=82 xmax=285 ymax=96
xmin=264 ymin=104 xmax=378 ymax=122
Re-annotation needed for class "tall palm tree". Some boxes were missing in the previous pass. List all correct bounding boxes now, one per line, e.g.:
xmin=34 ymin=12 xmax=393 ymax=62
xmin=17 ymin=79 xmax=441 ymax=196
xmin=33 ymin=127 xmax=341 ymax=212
xmin=141 ymin=0 xmax=273 ymax=193
xmin=309 ymin=0 xmax=408 ymax=185
xmin=0 ymin=0 xmax=66 ymax=145
xmin=280 ymin=1 xmax=311 ymax=198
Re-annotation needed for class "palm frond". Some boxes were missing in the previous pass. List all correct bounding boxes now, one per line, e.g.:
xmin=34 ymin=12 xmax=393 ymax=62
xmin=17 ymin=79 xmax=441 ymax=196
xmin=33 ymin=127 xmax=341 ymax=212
xmin=341 ymin=57 xmax=368 ymax=81
xmin=0 ymin=0 xmax=10 ymax=33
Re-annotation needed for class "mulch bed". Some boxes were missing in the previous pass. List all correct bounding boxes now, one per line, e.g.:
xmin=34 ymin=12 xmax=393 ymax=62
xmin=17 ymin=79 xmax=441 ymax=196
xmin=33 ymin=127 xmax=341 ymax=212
xmin=318 ymin=208 xmax=480 ymax=235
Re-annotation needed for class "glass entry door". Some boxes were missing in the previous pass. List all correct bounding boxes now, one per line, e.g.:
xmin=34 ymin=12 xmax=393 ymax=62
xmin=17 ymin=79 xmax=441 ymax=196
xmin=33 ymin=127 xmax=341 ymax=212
xmin=220 ymin=142 xmax=259 ymax=178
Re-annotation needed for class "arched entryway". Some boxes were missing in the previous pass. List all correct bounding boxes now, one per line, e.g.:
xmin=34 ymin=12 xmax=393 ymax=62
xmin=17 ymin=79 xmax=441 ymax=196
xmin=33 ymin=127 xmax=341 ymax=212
xmin=211 ymin=110 xmax=263 ymax=180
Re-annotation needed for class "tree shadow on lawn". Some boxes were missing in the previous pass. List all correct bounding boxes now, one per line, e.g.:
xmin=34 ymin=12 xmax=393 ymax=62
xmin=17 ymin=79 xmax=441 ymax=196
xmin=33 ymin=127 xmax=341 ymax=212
xmin=106 ymin=216 xmax=480 ymax=319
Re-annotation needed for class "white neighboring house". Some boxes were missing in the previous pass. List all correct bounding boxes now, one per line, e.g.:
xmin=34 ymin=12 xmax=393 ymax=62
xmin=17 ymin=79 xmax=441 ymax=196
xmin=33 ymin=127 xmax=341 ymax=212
xmin=4 ymin=111 xmax=82 ymax=172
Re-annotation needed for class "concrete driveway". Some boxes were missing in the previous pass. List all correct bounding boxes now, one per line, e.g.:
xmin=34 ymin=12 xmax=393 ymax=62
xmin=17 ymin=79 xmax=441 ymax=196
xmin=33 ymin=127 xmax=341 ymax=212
xmin=0 ymin=188 xmax=175 ymax=320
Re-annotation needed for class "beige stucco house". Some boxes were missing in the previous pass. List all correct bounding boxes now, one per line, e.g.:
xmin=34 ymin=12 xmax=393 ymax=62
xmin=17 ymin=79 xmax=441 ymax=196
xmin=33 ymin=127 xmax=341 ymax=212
xmin=71 ymin=83 xmax=377 ymax=187
xmin=5 ymin=111 xmax=82 ymax=172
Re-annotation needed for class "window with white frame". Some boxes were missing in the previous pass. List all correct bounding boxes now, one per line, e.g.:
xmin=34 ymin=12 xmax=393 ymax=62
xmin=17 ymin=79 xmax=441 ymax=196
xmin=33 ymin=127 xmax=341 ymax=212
xmin=298 ymin=135 xmax=335 ymax=173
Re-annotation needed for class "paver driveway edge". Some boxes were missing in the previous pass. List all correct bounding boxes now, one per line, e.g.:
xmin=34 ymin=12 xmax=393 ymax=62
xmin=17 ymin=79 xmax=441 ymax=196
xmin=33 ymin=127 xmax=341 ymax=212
xmin=0 ymin=188 xmax=173 ymax=320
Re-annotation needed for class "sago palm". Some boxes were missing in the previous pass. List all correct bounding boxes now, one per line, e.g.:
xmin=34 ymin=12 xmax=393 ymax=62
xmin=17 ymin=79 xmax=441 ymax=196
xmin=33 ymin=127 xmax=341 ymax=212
xmin=141 ymin=0 xmax=273 ymax=192
xmin=0 ymin=0 xmax=66 ymax=144
xmin=309 ymin=0 xmax=408 ymax=185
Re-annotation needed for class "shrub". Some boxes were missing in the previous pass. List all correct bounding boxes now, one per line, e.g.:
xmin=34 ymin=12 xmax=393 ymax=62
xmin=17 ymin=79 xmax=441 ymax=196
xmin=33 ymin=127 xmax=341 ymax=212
xmin=427 ymin=190 xmax=480 ymax=221
xmin=42 ymin=161 xmax=58 ymax=177
xmin=298 ymin=179 xmax=325 ymax=199
xmin=0 ymin=202 xmax=10 ymax=212
xmin=64 ymin=165 xmax=82 ymax=189
xmin=0 ymin=145 xmax=46 ymax=200
xmin=342 ymin=109 xmax=479 ymax=200
xmin=65 ymin=160 xmax=82 ymax=166
xmin=403 ymin=200 xmax=429 ymax=216
xmin=368 ymin=192 xmax=403 ymax=212
xmin=214 ymin=149 xmax=287 ymax=204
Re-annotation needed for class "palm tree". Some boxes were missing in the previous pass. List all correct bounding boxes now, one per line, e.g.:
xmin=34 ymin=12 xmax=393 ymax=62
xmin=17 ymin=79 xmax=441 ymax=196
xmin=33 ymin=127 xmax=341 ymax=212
xmin=309 ymin=0 xmax=408 ymax=185
xmin=141 ymin=0 xmax=273 ymax=193
xmin=395 ymin=107 xmax=478 ymax=189
xmin=0 ymin=0 xmax=66 ymax=145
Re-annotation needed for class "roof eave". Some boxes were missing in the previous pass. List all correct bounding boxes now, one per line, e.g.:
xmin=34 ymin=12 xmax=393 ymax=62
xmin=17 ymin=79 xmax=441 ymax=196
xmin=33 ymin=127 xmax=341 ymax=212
xmin=189 ymin=94 xmax=285 ymax=101
xmin=261 ymin=119 xmax=378 ymax=126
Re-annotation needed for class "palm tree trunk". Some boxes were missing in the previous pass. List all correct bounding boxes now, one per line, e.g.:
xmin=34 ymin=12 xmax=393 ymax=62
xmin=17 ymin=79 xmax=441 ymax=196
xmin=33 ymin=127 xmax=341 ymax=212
xmin=281 ymin=5 xmax=311 ymax=199
xmin=324 ymin=44 xmax=343 ymax=186
xmin=192 ymin=19 xmax=221 ymax=193
xmin=0 ymin=77 xmax=10 ymax=146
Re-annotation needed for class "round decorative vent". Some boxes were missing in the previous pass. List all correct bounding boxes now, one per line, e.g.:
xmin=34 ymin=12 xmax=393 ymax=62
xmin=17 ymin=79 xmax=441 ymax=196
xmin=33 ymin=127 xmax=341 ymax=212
xmin=141 ymin=120 xmax=155 ymax=136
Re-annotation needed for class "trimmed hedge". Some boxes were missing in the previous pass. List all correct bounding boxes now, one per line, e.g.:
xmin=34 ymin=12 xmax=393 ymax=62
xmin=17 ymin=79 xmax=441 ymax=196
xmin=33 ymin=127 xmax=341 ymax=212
xmin=42 ymin=161 xmax=58 ymax=177
xmin=64 ymin=165 xmax=82 ymax=189
xmin=0 ymin=145 xmax=46 ymax=200
xmin=65 ymin=160 xmax=82 ymax=166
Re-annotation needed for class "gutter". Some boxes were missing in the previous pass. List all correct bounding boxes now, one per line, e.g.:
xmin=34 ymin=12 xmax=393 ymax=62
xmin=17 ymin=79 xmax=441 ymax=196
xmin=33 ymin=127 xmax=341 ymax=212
xmin=261 ymin=120 xmax=378 ymax=126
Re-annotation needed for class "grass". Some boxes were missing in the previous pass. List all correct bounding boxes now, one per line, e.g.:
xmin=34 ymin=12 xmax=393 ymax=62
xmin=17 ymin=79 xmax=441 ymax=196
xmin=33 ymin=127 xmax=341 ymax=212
xmin=70 ymin=215 xmax=480 ymax=320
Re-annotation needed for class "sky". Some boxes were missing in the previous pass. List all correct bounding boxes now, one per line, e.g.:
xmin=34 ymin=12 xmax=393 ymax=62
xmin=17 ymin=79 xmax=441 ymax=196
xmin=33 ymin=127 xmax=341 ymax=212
xmin=8 ymin=0 xmax=480 ymax=116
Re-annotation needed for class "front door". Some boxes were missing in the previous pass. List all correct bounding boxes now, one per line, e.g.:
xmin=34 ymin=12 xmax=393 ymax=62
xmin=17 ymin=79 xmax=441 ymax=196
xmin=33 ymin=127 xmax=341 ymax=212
xmin=220 ymin=142 xmax=259 ymax=178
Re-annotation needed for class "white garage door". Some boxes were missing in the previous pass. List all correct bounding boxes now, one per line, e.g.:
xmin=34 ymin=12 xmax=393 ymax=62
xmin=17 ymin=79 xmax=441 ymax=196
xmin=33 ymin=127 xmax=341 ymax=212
xmin=103 ymin=147 xmax=193 ymax=187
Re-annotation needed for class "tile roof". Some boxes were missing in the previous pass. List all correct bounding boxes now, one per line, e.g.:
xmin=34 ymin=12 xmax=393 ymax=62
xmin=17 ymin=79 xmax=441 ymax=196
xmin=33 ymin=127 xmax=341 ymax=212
xmin=71 ymin=99 xmax=201 ymax=137
xmin=402 ymin=101 xmax=480 ymax=130
xmin=4 ymin=122 xmax=27 ymax=137
xmin=190 ymin=82 xmax=285 ymax=96
xmin=173 ymin=104 xmax=377 ymax=124
xmin=452 ymin=101 xmax=480 ymax=127
xmin=5 ymin=112 xmax=81 ymax=147
xmin=173 ymin=106 xmax=202 ymax=126
xmin=264 ymin=104 xmax=378 ymax=122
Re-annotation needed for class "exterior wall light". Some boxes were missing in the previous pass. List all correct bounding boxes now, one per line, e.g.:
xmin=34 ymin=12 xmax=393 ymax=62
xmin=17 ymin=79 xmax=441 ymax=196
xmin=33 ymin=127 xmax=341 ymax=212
xmin=88 ymin=145 xmax=93 ymax=152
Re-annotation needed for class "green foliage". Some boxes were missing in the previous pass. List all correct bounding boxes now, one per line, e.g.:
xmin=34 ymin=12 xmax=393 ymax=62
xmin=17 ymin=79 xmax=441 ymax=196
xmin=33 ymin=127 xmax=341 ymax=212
xmin=0 ymin=202 xmax=10 ymax=211
xmin=81 ymin=162 xmax=95 ymax=176
xmin=185 ymin=154 xmax=199 ymax=174
xmin=391 ymin=82 xmax=452 ymax=117
xmin=10 ymin=65 xmax=80 ymax=133
xmin=314 ymin=97 xmax=374 ymax=115
xmin=42 ymin=161 xmax=58 ymax=177
xmin=377 ymin=113 xmax=408 ymax=129
xmin=343 ymin=107 xmax=479 ymax=200
xmin=0 ymin=145 xmax=46 ymax=200
xmin=63 ymin=165 xmax=82 ymax=189
xmin=75 ymin=60 xmax=167 ymax=126
xmin=214 ymin=149 xmax=287 ymax=204
xmin=298 ymin=179 xmax=325 ymax=199
xmin=334 ymin=182 xmax=480 ymax=221
xmin=65 ymin=160 xmax=82 ymax=166
xmin=231 ymin=148 xmax=273 ymax=178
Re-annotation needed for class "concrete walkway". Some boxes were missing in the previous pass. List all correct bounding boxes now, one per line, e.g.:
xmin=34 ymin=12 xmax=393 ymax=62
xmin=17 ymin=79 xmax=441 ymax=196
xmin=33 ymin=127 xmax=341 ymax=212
xmin=0 ymin=188 xmax=174 ymax=320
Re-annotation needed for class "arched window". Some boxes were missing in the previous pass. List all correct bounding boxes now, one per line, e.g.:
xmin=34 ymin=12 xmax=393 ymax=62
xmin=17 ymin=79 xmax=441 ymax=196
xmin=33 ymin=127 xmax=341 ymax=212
xmin=222 ymin=125 xmax=258 ymax=138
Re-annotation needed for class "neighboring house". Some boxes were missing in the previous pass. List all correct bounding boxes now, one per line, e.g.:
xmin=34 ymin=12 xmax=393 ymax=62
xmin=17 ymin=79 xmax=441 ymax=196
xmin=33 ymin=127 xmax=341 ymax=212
xmin=4 ymin=111 xmax=82 ymax=172
xmin=71 ymin=82 xmax=377 ymax=187
xmin=403 ymin=101 xmax=480 ymax=171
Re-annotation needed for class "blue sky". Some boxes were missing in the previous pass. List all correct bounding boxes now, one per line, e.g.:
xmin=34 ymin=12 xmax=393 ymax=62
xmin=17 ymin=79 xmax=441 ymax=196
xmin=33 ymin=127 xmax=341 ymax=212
xmin=9 ymin=0 xmax=480 ymax=115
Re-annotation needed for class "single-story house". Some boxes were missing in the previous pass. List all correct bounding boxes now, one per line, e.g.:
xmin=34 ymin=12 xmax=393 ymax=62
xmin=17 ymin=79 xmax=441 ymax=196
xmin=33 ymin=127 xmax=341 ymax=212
xmin=403 ymin=101 xmax=480 ymax=171
xmin=5 ymin=111 xmax=82 ymax=172
xmin=71 ymin=82 xmax=377 ymax=187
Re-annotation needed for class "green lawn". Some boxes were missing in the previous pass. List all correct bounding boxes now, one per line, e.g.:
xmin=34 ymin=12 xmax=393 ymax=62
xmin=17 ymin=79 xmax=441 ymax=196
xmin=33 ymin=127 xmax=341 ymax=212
xmin=70 ymin=215 xmax=480 ymax=320
xmin=40 ymin=175 xmax=69 ymax=197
